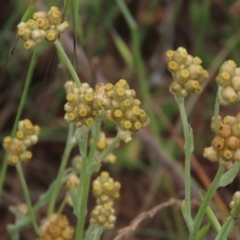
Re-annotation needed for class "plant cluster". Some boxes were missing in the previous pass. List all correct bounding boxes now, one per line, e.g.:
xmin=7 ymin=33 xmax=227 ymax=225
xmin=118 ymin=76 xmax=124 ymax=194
xmin=216 ymin=60 xmax=240 ymax=105
xmin=17 ymin=6 xmax=69 ymax=49
xmin=3 ymin=119 xmax=40 ymax=165
xmin=166 ymin=47 xmax=209 ymax=97
xmin=204 ymin=113 xmax=240 ymax=169
xmin=64 ymin=79 xmax=150 ymax=143
xmin=40 ymin=214 xmax=75 ymax=240
xmin=90 ymin=171 xmax=121 ymax=229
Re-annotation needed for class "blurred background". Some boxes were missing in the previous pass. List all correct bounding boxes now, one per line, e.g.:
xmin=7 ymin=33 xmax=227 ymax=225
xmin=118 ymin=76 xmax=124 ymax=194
xmin=1 ymin=0 xmax=240 ymax=239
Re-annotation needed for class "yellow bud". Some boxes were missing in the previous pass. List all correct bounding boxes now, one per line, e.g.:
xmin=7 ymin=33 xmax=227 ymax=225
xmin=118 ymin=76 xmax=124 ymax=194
xmin=9 ymin=156 xmax=19 ymax=165
xmin=26 ymin=19 xmax=38 ymax=30
xmin=105 ymin=83 xmax=113 ymax=92
xmin=24 ymin=40 xmax=36 ymax=49
xmin=67 ymin=113 xmax=75 ymax=121
xmin=56 ymin=21 xmax=69 ymax=33
xmin=116 ymin=79 xmax=127 ymax=88
xmin=85 ymin=117 xmax=94 ymax=126
xmin=116 ymin=87 xmax=125 ymax=97
xmin=97 ymin=140 xmax=107 ymax=150
xmin=16 ymin=131 xmax=24 ymax=139
xmin=203 ymin=146 xmax=218 ymax=162
xmin=211 ymin=136 xmax=225 ymax=150
xmin=165 ymin=50 xmax=175 ymax=62
xmin=78 ymin=108 xmax=88 ymax=117
xmin=84 ymin=93 xmax=93 ymax=102
xmin=113 ymin=109 xmax=123 ymax=118
xmin=167 ymin=61 xmax=179 ymax=72
xmin=221 ymin=86 xmax=237 ymax=103
xmin=222 ymin=149 xmax=233 ymax=161
xmin=45 ymin=30 xmax=58 ymax=42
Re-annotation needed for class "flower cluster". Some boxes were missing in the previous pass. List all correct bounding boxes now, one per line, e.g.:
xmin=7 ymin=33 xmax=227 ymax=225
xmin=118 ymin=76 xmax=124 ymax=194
xmin=216 ymin=60 xmax=240 ymax=105
xmin=64 ymin=81 xmax=102 ymax=128
xmin=17 ymin=6 xmax=69 ymax=49
xmin=95 ymin=132 xmax=118 ymax=164
xmin=166 ymin=47 xmax=209 ymax=97
xmin=229 ymin=191 xmax=240 ymax=220
xmin=90 ymin=171 xmax=121 ymax=229
xmin=203 ymin=114 xmax=240 ymax=169
xmin=3 ymin=119 xmax=40 ymax=165
xmin=64 ymin=79 xmax=150 ymax=143
xmin=40 ymin=214 xmax=74 ymax=240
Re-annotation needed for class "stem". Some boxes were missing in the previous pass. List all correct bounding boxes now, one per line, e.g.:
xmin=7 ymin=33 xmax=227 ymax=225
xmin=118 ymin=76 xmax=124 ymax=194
xmin=214 ymin=92 xmax=220 ymax=136
xmin=175 ymin=97 xmax=193 ymax=231
xmin=47 ymin=123 xmax=75 ymax=216
xmin=0 ymin=50 xmax=38 ymax=202
xmin=57 ymin=197 xmax=67 ymax=216
xmin=75 ymin=156 xmax=91 ymax=240
xmin=75 ymin=122 xmax=101 ymax=240
xmin=88 ymin=120 xmax=101 ymax=165
xmin=214 ymin=217 xmax=234 ymax=240
xmin=16 ymin=164 xmax=40 ymax=236
xmin=190 ymin=166 xmax=225 ymax=240
xmin=116 ymin=0 xmax=159 ymax=135
xmin=54 ymin=39 xmax=81 ymax=87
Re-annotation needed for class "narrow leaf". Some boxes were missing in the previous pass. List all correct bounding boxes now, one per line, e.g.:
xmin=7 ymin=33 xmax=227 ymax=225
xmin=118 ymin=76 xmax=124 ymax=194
xmin=196 ymin=223 xmax=211 ymax=240
xmin=218 ymin=162 xmax=240 ymax=187
xmin=21 ymin=0 xmax=37 ymax=22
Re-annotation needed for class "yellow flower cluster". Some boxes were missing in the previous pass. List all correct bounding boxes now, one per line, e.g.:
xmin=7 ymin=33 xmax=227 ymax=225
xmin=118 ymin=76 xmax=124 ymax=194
xmin=90 ymin=171 xmax=121 ymax=229
xmin=216 ymin=60 xmax=240 ymax=105
xmin=3 ymin=119 xmax=40 ymax=165
xmin=229 ymin=191 xmax=240 ymax=219
xmin=102 ymin=79 xmax=150 ymax=142
xmin=166 ymin=47 xmax=209 ymax=97
xmin=64 ymin=81 xmax=102 ymax=128
xmin=40 ymin=214 xmax=74 ymax=240
xmin=203 ymin=114 xmax=240 ymax=169
xmin=64 ymin=80 xmax=150 ymax=143
xmin=17 ymin=6 xmax=69 ymax=49
xmin=95 ymin=132 xmax=118 ymax=164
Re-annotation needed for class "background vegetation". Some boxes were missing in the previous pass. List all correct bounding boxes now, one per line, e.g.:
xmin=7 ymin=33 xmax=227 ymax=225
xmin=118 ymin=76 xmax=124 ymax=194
xmin=1 ymin=0 xmax=240 ymax=239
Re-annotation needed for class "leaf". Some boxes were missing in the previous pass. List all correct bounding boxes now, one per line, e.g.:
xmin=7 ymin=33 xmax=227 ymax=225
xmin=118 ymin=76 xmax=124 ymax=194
xmin=196 ymin=223 xmax=211 ymax=240
xmin=218 ymin=162 xmax=240 ymax=187
xmin=21 ymin=0 xmax=37 ymax=22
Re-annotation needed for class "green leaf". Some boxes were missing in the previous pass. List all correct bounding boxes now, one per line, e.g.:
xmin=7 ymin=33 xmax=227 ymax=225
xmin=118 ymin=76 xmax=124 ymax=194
xmin=110 ymin=28 xmax=134 ymax=70
xmin=218 ymin=162 xmax=240 ymax=187
xmin=21 ymin=0 xmax=37 ymax=22
xmin=215 ymin=216 xmax=235 ymax=240
xmin=196 ymin=223 xmax=211 ymax=240
xmin=199 ymin=190 xmax=221 ymax=233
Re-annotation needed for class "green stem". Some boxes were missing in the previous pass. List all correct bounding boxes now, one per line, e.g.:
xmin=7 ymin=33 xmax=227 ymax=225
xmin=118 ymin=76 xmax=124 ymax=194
xmin=75 ymin=122 xmax=101 ymax=240
xmin=54 ymin=39 xmax=81 ymax=87
xmin=190 ymin=166 xmax=225 ymax=240
xmin=88 ymin=120 xmax=101 ymax=165
xmin=16 ymin=164 xmax=40 ymax=236
xmin=57 ymin=197 xmax=67 ymax=216
xmin=214 ymin=217 xmax=234 ymax=240
xmin=47 ymin=123 xmax=75 ymax=216
xmin=0 ymin=50 xmax=38 ymax=202
xmin=214 ymin=90 xmax=220 ymax=136
xmin=175 ymin=97 xmax=193 ymax=231
xmin=116 ymin=0 xmax=159 ymax=135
